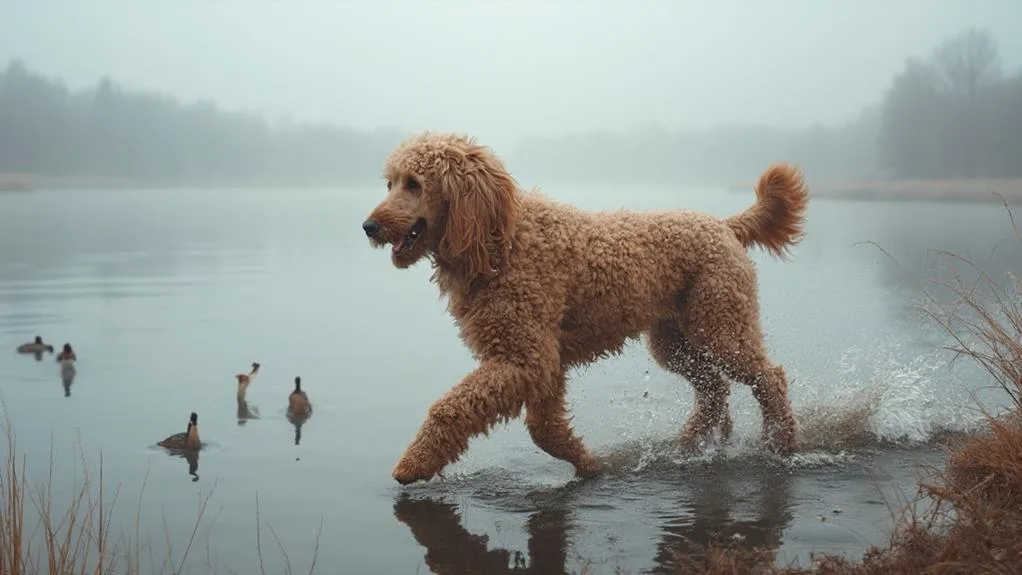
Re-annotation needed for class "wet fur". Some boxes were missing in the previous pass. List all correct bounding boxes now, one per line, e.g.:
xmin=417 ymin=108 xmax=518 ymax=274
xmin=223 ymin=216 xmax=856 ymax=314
xmin=365 ymin=132 xmax=809 ymax=485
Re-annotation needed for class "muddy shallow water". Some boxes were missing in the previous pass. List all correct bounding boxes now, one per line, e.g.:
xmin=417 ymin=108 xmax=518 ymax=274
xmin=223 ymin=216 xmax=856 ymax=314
xmin=0 ymin=184 xmax=1014 ymax=574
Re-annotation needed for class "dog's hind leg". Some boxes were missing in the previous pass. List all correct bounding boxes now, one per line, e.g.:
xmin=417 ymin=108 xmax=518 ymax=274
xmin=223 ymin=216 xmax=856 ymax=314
xmin=647 ymin=318 xmax=733 ymax=450
xmin=524 ymin=372 xmax=600 ymax=478
xmin=677 ymin=266 xmax=798 ymax=455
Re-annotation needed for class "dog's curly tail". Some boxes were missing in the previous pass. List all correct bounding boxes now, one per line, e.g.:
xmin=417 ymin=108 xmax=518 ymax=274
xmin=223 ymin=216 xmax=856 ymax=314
xmin=725 ymin=163 xmax=809 ymax=259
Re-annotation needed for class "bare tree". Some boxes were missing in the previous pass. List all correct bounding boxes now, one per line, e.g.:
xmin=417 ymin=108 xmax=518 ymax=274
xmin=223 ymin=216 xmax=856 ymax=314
xmin=933 ymin=28 xmax=1001 ymax=103
xmin=932 ymin=28 xmax=1001 ymax=178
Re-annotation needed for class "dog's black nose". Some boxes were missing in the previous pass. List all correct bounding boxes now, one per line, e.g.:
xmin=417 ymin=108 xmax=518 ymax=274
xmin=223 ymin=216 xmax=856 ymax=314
xmin=362 ymin=219 xmax=380 ymax=238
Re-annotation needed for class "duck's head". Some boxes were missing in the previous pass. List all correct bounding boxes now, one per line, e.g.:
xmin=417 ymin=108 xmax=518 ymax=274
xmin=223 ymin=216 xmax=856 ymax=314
xmin=294 ymin=376 xmax=302 ymax=391
xmin=62 ymin=343 xmax=72 ymax=353
xmin=34 ymin=336 xmax=42 ymax=344
xmin=189 ymin=412 xmax=198 ymax=425
xmin=251 ymin=362 xmax=261 ymax=371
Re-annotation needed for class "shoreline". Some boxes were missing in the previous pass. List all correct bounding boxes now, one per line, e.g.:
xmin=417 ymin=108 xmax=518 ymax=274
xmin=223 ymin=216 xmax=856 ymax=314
xmin=7 ymin=172 xmax=1022 ymax=204
xmin=729 ymin=177 xmax=1022 ymax=204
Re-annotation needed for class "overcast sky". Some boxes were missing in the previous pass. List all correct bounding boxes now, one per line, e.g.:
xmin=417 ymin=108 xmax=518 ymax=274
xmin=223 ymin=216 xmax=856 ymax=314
xmin=2 ymin=0 xmax=1020 ymax=147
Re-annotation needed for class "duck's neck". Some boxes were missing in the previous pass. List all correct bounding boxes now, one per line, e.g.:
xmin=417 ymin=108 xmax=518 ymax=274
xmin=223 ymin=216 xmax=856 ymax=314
xmin=187 ymin=424 xmax=199 ymax=447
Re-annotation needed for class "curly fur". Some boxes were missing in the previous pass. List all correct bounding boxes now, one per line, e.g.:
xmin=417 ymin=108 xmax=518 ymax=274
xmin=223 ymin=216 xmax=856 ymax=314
xmin=364 ymin=131 xmax=809 ymax=485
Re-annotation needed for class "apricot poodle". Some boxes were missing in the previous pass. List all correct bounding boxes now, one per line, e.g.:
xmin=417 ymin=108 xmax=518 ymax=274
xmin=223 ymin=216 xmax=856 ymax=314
xmin=363 ymin=132 xmax=809 ymax=485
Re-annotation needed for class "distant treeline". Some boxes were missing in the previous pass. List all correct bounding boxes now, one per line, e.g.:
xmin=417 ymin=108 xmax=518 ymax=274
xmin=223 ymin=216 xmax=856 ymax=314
xmin=1 ymin=27 xmax=1019 ymax=188
xmin=0 ymin=61 xmax=402 ymax=186
xmin=511 ymin=28 xmax=1022 ymax=185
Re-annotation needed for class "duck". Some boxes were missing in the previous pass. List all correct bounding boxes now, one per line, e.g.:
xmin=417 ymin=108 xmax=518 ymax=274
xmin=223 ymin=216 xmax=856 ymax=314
xmin=235 ymin=362 xmax=261 ymax=393
xmin=17 ymin=336 xmax=54 ymax=354
xmin=158 ymin=412 xmax=201 ymax=450
xmin=57 ymin=343 xmax=77 ymax=382
xmin=236 ymin=375 xmax=260 ymax=424
xmin=56 ymin=343 xmax=77 ymax=362
xmin=287 ymin=376 xmax=312 ymax=418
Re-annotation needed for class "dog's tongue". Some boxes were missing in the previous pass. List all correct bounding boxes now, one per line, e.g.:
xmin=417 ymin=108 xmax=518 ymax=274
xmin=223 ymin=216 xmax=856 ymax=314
xmin=391 ymin=237 xmax=404 ymax=253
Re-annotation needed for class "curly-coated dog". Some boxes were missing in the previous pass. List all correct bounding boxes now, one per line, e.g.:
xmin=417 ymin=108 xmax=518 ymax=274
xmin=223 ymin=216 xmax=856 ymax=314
xmin=363 ymin=132 xmax=809 ymax=485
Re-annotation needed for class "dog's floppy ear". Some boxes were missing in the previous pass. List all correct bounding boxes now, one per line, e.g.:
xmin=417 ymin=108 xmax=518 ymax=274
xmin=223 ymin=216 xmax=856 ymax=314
xmin=438 ymin=146 xmax=520 ymax=280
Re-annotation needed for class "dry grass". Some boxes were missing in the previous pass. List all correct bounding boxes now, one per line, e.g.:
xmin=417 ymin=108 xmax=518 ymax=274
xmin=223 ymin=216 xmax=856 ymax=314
xmin=0 ymin=411 xmax=323 ymax=575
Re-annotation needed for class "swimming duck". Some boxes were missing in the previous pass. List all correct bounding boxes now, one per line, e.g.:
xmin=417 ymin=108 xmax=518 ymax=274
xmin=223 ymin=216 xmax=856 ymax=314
xmin=158 ymin=412 xmax=201 ymax=450
xmin=287 ymin=376 xmax=312 ymax=418
xmin=56 ymin=343 xmax=76 ymax=362
xmin=17 ymin=336 xmax=54 ymax=354
xmin=58 ymin=343 xmax=77 ymax=381
xmin=235 ymin=362 xmax=261 ymax=393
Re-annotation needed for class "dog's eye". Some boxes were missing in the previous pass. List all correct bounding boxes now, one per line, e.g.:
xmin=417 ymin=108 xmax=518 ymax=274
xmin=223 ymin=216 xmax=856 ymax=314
xmin=405 ymin=178 xmax=420 ymax=192
xmin=386 ymin=180 xmax=392 ymax=191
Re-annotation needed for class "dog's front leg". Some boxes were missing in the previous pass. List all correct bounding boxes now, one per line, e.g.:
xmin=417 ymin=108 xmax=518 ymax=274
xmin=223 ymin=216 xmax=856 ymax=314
xmin=392 ymin=360 xmax=532 ymax=485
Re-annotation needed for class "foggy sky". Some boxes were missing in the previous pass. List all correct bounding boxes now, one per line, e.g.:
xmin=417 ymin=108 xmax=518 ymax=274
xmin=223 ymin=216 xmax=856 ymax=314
xmin=3 ymin=0 xmax=1021 ymax=149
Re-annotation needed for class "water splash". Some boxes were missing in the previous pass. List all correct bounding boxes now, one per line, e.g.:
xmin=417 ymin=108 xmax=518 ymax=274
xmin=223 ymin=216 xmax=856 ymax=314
xmin=795 ymin=336 xmax=991 ymax=450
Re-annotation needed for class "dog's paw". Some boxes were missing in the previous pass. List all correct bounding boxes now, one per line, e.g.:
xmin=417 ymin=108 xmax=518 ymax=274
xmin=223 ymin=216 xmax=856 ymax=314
xmin=678 ymin=431 xmax=708 ymax=455
xmin=573 ymin=455 xmax=604 ymax=479
xmin=761 ymin=424 xmax=798 ymax=456
xmin=392 ymin=455 xmax=436 ymax=485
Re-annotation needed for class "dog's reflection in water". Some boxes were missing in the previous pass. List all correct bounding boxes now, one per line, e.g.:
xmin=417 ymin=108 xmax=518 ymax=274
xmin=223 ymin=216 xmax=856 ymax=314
xmin=392 ymin=465 xmax=794 ymax=574
xmin=649 ymin=467 xmax=794 ymax=574
xmin=393 ymin=497 xmax=569 ymax=574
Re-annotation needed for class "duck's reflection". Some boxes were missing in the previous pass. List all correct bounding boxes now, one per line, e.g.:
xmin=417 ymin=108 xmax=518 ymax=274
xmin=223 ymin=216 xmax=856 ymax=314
xmin=393 ymin=496 xmax=570 ymax=574
xmin=183 ymin=449 xmax=199 ymax=482
xmin=392 ymin=464 xmax=795 ymax=574
xmin=287 ymin=411 xmax=311 ymax=446
xmin=61 ymin=373 xmax=74 ymax=396
xmin=61 ymin=372 xmax=75 ymax=396
xmin=236 ymin=392 xmax=260 ymax=425
xmin=160 ymin=447 xmax=201 ymax=482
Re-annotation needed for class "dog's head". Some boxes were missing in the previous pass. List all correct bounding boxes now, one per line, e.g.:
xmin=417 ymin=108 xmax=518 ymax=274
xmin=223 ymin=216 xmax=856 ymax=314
xmin=362 ymin=132 xmax=521 ymax=280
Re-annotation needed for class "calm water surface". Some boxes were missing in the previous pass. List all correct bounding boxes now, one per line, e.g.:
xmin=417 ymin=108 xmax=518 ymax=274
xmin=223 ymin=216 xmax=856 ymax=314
xmin=0 ymin=185 xmax=1016 ymax=574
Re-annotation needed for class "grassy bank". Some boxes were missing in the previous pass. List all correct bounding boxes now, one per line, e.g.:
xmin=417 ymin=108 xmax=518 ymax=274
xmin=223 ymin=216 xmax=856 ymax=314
xmin=0 ymin=415 xmax=322 ymax=575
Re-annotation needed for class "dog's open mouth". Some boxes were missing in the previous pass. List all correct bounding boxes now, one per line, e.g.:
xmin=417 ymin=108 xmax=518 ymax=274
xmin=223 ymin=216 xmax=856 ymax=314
xmin=392 ymin=218 xmax=427 ymax=256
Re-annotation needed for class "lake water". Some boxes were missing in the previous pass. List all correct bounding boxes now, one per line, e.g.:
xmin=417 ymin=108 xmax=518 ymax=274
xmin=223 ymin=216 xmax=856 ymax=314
xmin=0 ymin=184 xmax=1017 ymax=574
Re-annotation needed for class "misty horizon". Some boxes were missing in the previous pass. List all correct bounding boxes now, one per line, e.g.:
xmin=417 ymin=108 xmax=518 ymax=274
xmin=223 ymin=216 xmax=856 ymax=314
xmin=3 ymin=0 xmax=1021 ymax=148
xmin=2 ymin=2 xmax=1021 ymax=190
